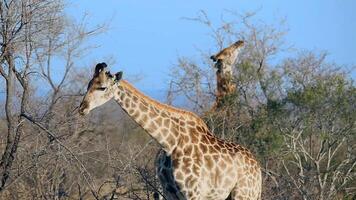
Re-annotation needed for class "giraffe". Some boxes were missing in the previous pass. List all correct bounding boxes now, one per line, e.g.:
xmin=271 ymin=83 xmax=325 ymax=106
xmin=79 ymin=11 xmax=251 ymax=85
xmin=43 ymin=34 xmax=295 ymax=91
xmin=211 ymin=40 xmax=244 ymax=108
xmin=79 ymin=63 xmax=262 ymax=200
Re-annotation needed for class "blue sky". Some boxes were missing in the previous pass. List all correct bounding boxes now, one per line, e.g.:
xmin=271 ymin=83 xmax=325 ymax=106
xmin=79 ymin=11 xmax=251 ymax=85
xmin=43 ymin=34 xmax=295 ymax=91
xmin=66 ymin=0 xmax=356 ymax=92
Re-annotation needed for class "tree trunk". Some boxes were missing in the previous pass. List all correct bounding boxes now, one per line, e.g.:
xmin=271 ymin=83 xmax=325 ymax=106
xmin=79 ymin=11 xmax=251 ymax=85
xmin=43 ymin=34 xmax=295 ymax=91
xmin=0 ymin=53 xmax=26 ymax=191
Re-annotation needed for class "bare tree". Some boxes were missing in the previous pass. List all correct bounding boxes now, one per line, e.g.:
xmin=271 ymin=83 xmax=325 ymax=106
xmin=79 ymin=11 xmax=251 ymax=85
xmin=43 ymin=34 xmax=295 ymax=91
xmin=0 ymin=0 xmax=106 ymax=197
xmin=0 ymin=0 xmax=62 ymax=190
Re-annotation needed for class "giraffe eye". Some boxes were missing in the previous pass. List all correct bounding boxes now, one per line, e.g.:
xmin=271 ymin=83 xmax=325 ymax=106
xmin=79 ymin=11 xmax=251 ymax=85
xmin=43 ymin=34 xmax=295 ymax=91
xmin=97 ymin=87 xmax=107 ymax=91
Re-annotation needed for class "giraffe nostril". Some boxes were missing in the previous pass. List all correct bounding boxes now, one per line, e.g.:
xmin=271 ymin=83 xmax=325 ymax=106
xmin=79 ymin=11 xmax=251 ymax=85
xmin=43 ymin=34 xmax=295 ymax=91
xmin=79 ymin=107 xmax=89 ymax=115
xmin=79 ymin=101 xmax=89 ymax=115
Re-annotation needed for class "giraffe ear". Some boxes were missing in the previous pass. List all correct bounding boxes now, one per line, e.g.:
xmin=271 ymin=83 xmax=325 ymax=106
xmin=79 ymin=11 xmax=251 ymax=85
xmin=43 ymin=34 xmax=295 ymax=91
xmin=114 ymin=71 xmax=123 ymax=82
xmin=95 ymin=62 xmax=107 ymax=75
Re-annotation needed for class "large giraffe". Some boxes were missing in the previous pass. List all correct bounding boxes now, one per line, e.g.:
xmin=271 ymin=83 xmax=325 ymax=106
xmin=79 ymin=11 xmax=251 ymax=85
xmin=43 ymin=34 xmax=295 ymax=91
xmin=211 ymin=40 xmax=244 ymax=108
xmin=79 ymin=63 xmax=262 ymax=200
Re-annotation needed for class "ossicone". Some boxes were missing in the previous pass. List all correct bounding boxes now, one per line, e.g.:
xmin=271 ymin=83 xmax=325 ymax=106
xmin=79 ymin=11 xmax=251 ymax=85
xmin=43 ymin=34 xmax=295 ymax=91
xmin=114 ymin=71 xmax=123 ymax=82
xmin=95 ymin=62 xmax=107 ymax=74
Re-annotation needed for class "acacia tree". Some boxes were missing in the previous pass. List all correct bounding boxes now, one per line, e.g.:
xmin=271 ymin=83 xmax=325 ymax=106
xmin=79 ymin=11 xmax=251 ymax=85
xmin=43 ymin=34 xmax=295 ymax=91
xmin=169 ymin=10 xmax=288 ymax=146
xmin=277 ymin=52 xmax=356 ymax=200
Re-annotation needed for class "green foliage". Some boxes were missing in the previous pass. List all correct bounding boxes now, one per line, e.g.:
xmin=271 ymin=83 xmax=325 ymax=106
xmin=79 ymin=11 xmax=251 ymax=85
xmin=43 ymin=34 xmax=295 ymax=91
xmin=202 ymin=51 xmax=356 ymax=199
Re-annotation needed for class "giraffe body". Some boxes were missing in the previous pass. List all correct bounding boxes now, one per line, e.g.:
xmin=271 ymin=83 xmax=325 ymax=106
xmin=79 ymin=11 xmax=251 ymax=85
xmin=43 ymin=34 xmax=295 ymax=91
xmin=156 ymin=134 xmax=261 ymax=200
xmin=79 ymin=63 xmax=262 ymax=200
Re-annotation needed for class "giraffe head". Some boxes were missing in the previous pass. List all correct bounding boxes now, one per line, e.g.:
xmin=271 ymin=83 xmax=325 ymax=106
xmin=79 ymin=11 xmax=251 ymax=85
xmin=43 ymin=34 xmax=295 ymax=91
xmin=79 ymin=62 xmax=123 ymax=115
xmin=233 ymin=40 xmax=244 ymax=48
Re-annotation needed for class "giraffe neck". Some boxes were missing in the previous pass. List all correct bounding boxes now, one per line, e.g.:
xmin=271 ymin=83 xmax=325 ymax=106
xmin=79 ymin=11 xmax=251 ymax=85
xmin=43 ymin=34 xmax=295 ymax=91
xmin=113 ymin=80 xmax=207 ymax=154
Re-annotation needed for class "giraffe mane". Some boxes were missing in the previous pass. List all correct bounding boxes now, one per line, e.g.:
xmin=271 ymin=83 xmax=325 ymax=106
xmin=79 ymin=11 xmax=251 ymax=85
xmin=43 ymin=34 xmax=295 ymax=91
xmin=120 ymin=80 xmax=209 ymax=129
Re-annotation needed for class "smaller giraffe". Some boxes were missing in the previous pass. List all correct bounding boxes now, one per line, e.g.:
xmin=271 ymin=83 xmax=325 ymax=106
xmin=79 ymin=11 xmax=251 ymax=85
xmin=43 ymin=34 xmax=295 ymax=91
xmin=79 ymin=63 xmax=262 ymax=200
xmin=211 ymin=40 xmax=244 ymax=108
